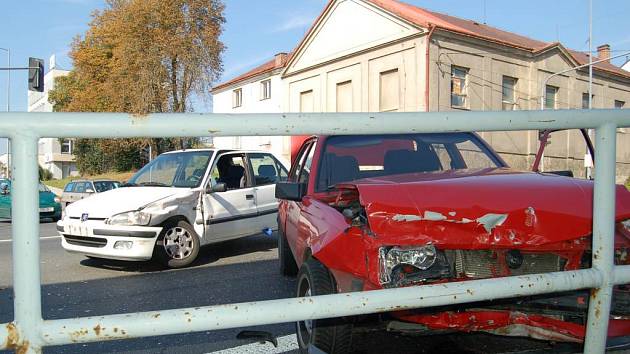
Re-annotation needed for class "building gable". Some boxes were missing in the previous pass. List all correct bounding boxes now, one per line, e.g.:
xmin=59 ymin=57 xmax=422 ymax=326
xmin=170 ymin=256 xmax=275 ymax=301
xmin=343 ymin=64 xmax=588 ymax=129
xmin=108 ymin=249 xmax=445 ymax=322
xmin=285 ymin=0 xmax=422 ymax=75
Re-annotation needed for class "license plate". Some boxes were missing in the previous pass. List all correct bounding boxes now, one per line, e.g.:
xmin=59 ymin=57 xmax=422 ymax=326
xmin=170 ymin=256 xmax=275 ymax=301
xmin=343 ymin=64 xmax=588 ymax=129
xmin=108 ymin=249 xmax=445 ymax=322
xmin=39 ymin=207 xmax=54 ymax=212
xmin=67 ymin=223 xmax=89 ymax=237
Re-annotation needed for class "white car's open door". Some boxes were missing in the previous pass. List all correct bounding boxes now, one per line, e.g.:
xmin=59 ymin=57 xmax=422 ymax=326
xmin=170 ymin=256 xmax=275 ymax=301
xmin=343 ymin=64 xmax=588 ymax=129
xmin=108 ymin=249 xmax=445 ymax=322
xmin=202 ymin=153 xmax=259 ymax=241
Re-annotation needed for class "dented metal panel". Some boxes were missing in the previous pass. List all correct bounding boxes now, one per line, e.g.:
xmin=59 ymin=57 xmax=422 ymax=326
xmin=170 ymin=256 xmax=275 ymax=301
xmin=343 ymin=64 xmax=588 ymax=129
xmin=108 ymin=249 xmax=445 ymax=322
xmin=0 ymin=110 xmax=628 ymax=353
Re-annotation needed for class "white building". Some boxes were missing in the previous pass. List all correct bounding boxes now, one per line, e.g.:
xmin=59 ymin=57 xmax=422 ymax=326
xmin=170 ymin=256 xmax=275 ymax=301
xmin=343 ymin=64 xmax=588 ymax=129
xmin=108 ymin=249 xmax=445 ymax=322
xmin=27 ymin=55 xmax=78 ymax=179
xmin=623 ymin=58 xmax=630 ymax=72
xmin=211 ymin=53 xmax=292 ymax=160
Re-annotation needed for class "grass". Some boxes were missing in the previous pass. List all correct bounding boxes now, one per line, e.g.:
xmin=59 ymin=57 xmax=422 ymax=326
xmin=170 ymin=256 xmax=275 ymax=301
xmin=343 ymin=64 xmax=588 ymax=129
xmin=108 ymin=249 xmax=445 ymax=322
xmin=44 ymin=171 xmax=137 ymax=190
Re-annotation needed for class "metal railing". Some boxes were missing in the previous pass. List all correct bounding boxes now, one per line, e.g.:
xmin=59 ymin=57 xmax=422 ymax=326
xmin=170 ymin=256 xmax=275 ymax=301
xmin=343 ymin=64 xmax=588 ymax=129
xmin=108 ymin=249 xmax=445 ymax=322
xmin=0 ymin=109 xmax=629 ymax=353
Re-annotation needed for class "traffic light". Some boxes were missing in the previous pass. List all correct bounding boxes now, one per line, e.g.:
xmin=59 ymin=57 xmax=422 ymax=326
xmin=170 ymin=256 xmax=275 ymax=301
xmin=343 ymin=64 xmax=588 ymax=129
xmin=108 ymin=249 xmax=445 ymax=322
xmin=28 ymin=57 xmax=44 ymax=92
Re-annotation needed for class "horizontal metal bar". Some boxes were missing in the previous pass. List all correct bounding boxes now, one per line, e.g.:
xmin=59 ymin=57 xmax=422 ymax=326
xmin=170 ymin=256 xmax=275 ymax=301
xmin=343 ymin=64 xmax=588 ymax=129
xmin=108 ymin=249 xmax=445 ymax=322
xmin=0 ymin=110 xmax=629 ymax=139
xmin=0 ymin=67 xmax=40 ymax=71
xmin=33 ymin=269 xmax=602 ymax=347
xmin=614 ymin=265 xmax=630 ymax=285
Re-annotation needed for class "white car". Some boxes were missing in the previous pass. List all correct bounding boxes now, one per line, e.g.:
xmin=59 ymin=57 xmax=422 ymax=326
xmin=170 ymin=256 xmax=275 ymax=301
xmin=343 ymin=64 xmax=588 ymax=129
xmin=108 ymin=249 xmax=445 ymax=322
xmin=58 ymin=149 xmax=289 ymax=268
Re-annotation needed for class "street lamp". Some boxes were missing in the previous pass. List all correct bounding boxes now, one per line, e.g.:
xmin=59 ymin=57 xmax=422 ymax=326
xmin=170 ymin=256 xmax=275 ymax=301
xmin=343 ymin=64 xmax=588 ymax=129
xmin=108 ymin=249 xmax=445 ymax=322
xmin=0 ymin=47 xmax=9 ymax=178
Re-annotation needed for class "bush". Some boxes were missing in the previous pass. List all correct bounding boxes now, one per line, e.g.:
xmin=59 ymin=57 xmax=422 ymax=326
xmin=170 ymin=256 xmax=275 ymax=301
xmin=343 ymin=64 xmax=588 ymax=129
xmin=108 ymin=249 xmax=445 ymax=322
xmin=39 ymin=166 xmax=53 ymax=181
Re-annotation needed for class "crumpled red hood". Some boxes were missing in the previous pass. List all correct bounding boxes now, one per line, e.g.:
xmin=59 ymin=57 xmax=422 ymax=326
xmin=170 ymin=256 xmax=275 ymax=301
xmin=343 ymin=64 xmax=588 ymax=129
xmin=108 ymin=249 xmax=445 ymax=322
xmin=347 ymin=168 xmax=630 ymax=249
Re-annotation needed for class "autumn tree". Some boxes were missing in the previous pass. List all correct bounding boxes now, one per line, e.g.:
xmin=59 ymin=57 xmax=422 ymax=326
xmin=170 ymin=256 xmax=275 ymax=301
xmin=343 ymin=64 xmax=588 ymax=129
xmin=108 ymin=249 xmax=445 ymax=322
xmin=48 ymin=0 xmax=225 ymax=174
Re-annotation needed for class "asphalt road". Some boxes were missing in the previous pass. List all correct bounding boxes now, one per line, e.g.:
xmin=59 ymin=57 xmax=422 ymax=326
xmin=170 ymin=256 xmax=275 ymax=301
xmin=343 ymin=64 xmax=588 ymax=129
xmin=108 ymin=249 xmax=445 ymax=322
xmin=0 ymin=221 xmax=592 ymax=354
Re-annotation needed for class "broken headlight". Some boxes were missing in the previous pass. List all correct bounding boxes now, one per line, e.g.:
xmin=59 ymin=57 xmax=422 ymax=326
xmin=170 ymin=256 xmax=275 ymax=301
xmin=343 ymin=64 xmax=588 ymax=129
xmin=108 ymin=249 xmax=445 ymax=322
xmin=379 ymin=245 xmax=451 ymax=286
xmin=106 ymin=211 xmax=151 ymax=226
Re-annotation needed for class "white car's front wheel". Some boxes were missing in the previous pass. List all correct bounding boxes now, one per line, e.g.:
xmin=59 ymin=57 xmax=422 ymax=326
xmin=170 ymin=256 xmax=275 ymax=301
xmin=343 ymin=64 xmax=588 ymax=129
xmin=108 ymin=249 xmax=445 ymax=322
xmin=155 ymin=220 xmax=200 ymax=268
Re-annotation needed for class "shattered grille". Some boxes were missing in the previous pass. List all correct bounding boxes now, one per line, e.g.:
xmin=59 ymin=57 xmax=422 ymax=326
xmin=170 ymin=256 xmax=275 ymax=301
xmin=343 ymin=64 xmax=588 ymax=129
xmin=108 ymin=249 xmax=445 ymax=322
xmin=453 ymin=250 xmax=566 ymax=279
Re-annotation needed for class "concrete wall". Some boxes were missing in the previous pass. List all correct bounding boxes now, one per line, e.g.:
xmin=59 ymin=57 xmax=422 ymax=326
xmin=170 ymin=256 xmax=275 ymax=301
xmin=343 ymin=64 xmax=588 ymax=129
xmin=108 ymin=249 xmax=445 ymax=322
xmin=427 ymin=32 xmax=630 ymax=182
xmin=284 ymin=36 xmax=426 ymax=114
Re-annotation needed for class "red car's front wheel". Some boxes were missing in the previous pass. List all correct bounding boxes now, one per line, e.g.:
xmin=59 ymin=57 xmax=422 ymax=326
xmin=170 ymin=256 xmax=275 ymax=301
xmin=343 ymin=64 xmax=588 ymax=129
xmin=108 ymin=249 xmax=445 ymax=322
xmin=295 ymin=258 xmax=352 ymax=354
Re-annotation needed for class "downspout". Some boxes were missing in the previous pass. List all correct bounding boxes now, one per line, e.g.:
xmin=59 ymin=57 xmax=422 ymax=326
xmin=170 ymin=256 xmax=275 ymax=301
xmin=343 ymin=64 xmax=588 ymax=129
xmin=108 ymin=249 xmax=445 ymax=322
xmin=425 ymin=25 xmax=436 ymax=112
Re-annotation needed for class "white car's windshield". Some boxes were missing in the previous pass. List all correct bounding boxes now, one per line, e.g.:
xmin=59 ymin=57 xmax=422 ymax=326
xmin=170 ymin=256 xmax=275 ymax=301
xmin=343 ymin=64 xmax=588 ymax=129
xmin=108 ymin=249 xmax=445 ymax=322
xmin=127 ymin=151 xmax=213 ymax=188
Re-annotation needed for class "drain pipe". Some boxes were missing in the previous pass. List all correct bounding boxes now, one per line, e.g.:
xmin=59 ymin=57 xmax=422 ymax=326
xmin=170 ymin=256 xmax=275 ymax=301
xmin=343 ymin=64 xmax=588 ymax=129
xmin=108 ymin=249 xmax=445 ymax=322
xmin=425 ymin=24 xmax=437 ymax=112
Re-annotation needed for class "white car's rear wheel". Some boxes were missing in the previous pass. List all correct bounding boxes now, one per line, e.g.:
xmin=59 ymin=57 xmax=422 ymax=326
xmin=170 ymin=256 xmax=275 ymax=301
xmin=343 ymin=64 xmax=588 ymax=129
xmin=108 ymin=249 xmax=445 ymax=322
xmin=155 ymin=220 xmax=200 ymax=268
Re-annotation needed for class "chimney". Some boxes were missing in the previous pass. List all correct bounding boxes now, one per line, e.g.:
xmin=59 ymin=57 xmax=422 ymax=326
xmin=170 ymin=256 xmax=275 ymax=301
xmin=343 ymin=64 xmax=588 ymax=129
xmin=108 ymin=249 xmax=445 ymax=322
xmin=597 ymin=44 xmax=611 ymax=63
xmin=274 ymin=52 xmax=287 ymax=67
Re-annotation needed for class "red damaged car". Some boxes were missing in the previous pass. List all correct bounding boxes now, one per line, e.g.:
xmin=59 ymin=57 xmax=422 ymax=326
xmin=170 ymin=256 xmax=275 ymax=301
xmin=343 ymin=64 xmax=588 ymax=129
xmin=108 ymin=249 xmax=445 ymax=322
xmin=275 ymin=132 xmax=630 ymax=353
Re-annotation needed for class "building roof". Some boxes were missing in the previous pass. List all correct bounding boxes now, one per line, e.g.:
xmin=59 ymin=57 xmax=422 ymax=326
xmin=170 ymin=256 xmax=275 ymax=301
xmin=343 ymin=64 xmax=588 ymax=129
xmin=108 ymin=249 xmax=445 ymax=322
xmin=216 ymin=0 xmax=630 ymax=89
xmin=212 ymin=53 xmax=291 ymax=93
xmin=366 ymin=0 xmax=630 ymax=79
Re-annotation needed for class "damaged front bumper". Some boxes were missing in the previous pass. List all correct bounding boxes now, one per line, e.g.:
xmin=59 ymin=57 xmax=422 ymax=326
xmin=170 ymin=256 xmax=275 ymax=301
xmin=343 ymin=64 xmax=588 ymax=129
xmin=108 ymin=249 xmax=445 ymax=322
xmin=58 ymin=219 xmax=162 ymax=261
xmin=389 ymin=289 xmax=630 ymax=343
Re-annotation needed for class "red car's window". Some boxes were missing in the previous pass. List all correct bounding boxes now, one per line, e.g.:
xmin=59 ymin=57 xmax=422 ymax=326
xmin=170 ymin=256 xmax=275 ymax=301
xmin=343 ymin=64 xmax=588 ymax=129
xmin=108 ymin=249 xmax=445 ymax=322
xmin=316 ymin=133 xmax=503 ymax=191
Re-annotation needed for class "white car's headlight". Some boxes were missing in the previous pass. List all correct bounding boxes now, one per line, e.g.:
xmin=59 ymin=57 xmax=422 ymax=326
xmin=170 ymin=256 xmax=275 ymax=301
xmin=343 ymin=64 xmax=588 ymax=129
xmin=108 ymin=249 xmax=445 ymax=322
xmin=106 ymin=211 xmax=151 ymax=226
xmin=379 ymin=245 xmax=438 ymax=285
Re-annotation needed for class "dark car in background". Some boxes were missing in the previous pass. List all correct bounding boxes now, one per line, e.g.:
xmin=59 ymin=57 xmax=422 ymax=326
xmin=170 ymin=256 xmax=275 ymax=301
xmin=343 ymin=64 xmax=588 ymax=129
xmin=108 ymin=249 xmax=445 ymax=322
xmin=60 ymin=179 xmax=121 ymax=206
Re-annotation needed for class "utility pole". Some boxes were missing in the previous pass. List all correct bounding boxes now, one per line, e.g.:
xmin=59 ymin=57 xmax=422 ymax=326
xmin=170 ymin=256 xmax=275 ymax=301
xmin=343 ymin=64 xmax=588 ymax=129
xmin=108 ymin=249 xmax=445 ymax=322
xmin=586 ymin=0 xmax=593 ymax=179
xmin=588 ymin=0 xmax=593 ymax=110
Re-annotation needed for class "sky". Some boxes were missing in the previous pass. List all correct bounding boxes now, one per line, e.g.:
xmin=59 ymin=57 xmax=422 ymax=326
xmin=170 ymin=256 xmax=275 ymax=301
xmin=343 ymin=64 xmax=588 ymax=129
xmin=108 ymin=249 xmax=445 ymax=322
xmin=1 ymin=0 xmax=630 ymax=153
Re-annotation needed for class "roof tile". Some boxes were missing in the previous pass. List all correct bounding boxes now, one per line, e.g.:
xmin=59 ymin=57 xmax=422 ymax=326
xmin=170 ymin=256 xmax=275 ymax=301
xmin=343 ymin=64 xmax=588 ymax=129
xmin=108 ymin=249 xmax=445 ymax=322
xmin=212 ymin=53 xmax=291 ymax=92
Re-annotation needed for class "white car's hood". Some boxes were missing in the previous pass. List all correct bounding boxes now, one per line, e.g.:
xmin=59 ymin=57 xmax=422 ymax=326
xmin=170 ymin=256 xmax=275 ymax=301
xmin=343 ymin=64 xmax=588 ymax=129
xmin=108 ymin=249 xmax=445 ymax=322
xmin=65 ymin=187 xmax=189 ymax=219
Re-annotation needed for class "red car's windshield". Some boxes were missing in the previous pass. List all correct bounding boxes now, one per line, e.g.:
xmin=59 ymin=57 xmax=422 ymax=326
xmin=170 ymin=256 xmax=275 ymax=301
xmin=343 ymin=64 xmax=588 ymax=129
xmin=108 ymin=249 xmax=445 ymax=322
xmin=316 ymin=133 xmax=504 ymax=191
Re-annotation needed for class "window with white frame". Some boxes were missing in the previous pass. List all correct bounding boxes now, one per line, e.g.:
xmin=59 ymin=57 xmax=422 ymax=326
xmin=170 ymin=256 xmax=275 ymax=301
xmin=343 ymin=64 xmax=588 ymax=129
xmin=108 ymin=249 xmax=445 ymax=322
xmin=260 ymin=80 xmax=271 ymax=100
xmin=232 ymin=88 xmax=242 ymax=108
xmin=61 ymin=139 xmax=73 ymax=154
xmin=545 ymin=85 xmax=558 ymax=109
xmin=501 ymin=76 xmax=517 ymax=111
xmin=451 ymin=66 xmax=469 ymax=109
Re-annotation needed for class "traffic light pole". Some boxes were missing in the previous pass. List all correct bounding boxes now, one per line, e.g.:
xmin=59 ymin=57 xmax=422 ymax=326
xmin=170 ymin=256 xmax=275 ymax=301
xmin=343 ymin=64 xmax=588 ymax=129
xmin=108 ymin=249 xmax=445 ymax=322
xmin=0 ymin=63 xmax=44 ymax=178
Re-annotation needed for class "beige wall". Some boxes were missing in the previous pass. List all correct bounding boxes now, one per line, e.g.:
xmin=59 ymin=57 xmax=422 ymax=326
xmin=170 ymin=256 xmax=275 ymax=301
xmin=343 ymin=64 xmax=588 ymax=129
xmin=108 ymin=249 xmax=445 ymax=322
xmin=284 ymin=36 xmax=426 ymax=114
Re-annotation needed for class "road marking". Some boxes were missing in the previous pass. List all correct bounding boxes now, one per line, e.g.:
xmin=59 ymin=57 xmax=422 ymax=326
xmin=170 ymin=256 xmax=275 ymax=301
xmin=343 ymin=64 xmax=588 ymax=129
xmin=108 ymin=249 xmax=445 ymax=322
xmin=0 ymin=235 xmax=61 ymax=243
xmin=208 ymin=334 xmax=298 ymax=354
